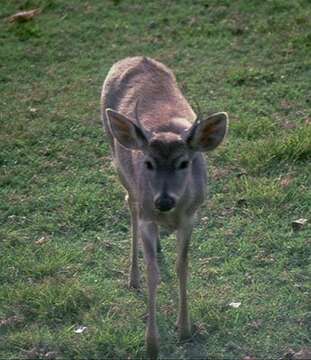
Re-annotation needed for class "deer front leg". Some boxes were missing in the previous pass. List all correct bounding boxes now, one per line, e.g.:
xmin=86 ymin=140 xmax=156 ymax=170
xmin=176 ymin=218 xmax=194 ymax=341
xmin=141 ymin=220 xmax=160 ymax=360
xmin=128 ymin=197 xmax=140 ymax=289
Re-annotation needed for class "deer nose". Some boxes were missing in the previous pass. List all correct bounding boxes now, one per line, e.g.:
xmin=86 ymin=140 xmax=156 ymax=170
xmin=154 ymin=194 xmax=176 ymax=212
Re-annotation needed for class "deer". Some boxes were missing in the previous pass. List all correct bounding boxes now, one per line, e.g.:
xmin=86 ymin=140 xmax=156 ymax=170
xmin=100 ymin=56 xmax=228 ymax=359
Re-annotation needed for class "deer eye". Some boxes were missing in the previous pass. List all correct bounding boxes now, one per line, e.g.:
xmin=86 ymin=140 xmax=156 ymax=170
xmin=178 ymin=160 xmax=189 ymax=170
xmin=145 ymin=161 xmax=154 ymax=170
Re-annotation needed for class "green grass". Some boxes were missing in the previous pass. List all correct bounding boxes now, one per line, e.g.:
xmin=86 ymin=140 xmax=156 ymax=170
xmin=0 ymin=0 xmax=310 ymax=358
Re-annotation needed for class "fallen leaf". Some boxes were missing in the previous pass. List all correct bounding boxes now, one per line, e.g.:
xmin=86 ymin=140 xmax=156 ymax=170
xmin=83 ymin=243 xmax=95 ymax=252
xmin=103 ymin=240 xmax=113 ymax=249
xmin=242 ymin=356 xmax=256 ymax=360
xmin=281 ymin=120 xmax=297 ymax=130
xmin=222 ymin=185 xmax=230 ymax=193
xmin=292 ymin=218 xmax=308 ymax=231
xmin=22 ymin=348 xmax=40 ymax=359
xmin=193 ymin=321 xmax=206 ymax=334
xmin=35 ymin=236 xmax=48 ymax=245
xmin=188 ymin=16 xmax=198 ymax=26
xmin=0 ymin=315 xmax=23 ymax=327
xmin=280 ymin=175 xmax=293 ymax=188
xmin=74 ymin=325 xmax=87 ymax=334
xmin=28 ymin=107 xmax=38 ymax=113
xmin=211 ymin=167 xmax=230 ymax=180
xmin=44 ymin=351 xmax=58 ymax=359
xmin=249 ymin=319 xmax=262 ymax=330
xmin=293 ymin=348 xmax=311 ymax=360
xmin=161 ymin=304 xmax=174 ymax=316
xmin=280 ymin=100 xmax=292 ymax=110
xmin=9 ymin=9 xmax=41 ymax=23
xmin=229 ymin=302 xmax=241 ymax=308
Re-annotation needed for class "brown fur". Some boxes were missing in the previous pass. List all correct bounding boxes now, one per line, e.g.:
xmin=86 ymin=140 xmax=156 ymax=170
xmin=101 ymin=56 xmax=228 ymax=359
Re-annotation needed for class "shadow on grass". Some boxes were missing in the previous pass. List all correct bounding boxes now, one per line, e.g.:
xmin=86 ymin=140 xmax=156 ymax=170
xmin=161 ymin=329 xmax=209 ymax=359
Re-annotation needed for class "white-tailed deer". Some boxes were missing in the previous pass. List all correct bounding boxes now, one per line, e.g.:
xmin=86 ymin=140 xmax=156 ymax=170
xmin=101 ymin=56 xmax=228 ymax=359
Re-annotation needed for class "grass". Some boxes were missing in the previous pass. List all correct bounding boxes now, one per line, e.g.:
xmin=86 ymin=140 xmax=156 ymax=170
xmin=0 ymin=0 xmax=310 ymax=358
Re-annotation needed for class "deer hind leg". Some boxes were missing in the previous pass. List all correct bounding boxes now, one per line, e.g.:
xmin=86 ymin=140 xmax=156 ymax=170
xmin=127 ymin=194 xmax=140 ymax=289
xmin=141 ymin=220 xmax=160 ymax=359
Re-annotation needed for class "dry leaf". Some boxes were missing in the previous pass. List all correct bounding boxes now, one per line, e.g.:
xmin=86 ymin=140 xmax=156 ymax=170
xmin=103 ymin=240 xmax=113 ymax=249
xmin=280 ymin=100 xmax=292 ymax=110
xmin=249 ymin=319 xmax=263 ymax=330
xmin=9 ymin=9 xmax=41 ymax=23
xmin=193 ymin=321 xmax=206 ymax=334
xmin=161 ymin=304 xmax=174 ymax=316
xmin=212 ymin=167 xmax=229 ymax=180
xmin=83 ymin=243 xmax=95 ymax=252
xmin=22 ymin=348 xmax=40 ymax=359
xmin=281 ymin=120 xmax=297 ymax=130
xmin=292 ymin=218 xmax=308 ymax=231
xmin=35 ymin=236 xmax=48 ymax=245
xmin=188 ymin=16 xmax=198 ymax=26
xmin=29 ymin=107 xmax=38 ymax=114
xmin=293 ymin=348 xmax=311 ymax=360
xmin=74 ymin=325 xmax=87 ymax=334
xmin=280 ymin=175 xmax=293 ymax=188
xmin=0 ymin=315 xmax=23 ymax=327
xmin=44 ymin=351 xmax=58 ymax=359
xmin=229 ymin=302 xmax=241 ymax=308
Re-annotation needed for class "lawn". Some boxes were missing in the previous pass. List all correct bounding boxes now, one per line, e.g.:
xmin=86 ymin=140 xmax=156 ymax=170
xmin=0 ymin=0 xmax=310 ymax=359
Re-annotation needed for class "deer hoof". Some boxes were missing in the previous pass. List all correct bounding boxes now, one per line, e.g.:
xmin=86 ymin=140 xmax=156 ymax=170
xmin=178 ymin=328 xmax=192 ymax=341
xmin=145 ymin=333 xmax=159 ymax=360
xmin=176 ymin=320 xmax=192 ymax=341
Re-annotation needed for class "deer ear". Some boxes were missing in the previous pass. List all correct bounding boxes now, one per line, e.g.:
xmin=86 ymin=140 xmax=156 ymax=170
xmin=186 ymin=112 xmax=228 ymax=151
xmin=105 ymin=108 xmax=148 ymax=150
